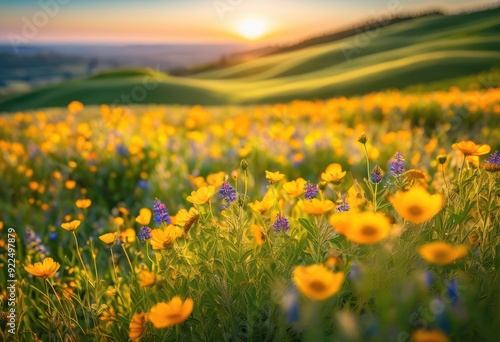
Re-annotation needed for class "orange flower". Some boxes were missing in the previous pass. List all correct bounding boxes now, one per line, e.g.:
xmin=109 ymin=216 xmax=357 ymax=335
xmin=65 ymin=180 xmax=76 ymax=189
xmin=138 ymin=270 xmax=157 ymax=287
xmin=344 ymin=212 xmax=392 ymax=244
xmin=390 ymin=187 xmax=443 ymax=224
xmin=148 ymin=296 xmax=194 ymax=328
xmin=24 ymin=257 xmax=60 ymax=279
xmin=329 ymin=213 xmax=350 ymax=235
xmin=411 ymin=329 xmax=449 ymax=342
xmin=75 ymin=198 xmax=92 ymax=209
xmin=129 ymin=312 xmax=148 ymax=341
xmin=300 ymin=199 xmax=335 ymax=215
xmin=186 ymin=185 xmax=215 ymax=204
xmin=418 ymin=241 xmax=468 ymax=266
xmin=120 ymin=228 xmax=136 ymax=244
xmin=293 ymin=264 xmax=344 ymax=301
xmin=452 ymin=140 xmax=491 ymax=156
xmin=67 ymin=100 xmax=84 ymax=114
xmin=61 ymin=220 xmax=81 ymax=232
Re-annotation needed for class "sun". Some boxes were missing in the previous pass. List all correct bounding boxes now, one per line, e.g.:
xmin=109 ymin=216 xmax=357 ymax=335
xmin=236 ymin=17 xmax=268 ymax=40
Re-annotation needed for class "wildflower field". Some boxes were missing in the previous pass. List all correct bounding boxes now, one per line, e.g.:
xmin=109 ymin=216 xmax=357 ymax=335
xmin=1 ymin=87 xmax=500 ymax=341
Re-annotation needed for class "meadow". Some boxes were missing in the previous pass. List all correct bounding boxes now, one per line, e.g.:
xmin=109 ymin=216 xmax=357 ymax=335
xmin=0 ymin=87 xmax=499 ymax=341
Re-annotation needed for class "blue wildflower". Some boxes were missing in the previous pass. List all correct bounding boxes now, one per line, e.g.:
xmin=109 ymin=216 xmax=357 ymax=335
xmin=282 ymin=285 xmax=299 ymax=324
xmin=153 ymin=199 xmax=171 ymax=226
xmin=445 ymin=278 xmax=459 ymax=306
xmin=136 ymin=179 xmax=151 ymax=190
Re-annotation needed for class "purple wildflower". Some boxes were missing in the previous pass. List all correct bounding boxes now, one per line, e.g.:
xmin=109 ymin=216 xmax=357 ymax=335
xmin=138 ymin=226 xmax=152 ymax=242
xmin=219 ymin=181 xmax=237 ymax=208
xmin=485 ymin=150 xmax=500 ymax=172
xmin=304 ymin=182 xmax=318 ymax=200
xmin=390 ymin=151 xmax=405 ymax=177
xmin=273 ymin=213 xmax=290 ymax=233
xmin=370 ymin=165 xmax=383 ymax=184
xmin=26 ymin=227 xmax=48 ymax=258
xmin=487 ymin=151 xmax=500 ymax=165
xmin=336 ymin=193 xmax=350 ymax=212
xmin=153 ymin=199 xmax=171 ymax=225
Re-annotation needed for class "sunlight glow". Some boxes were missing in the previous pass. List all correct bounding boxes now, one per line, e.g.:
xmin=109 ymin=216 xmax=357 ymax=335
xmin=236 ymin=17 xmax=268 ymax=40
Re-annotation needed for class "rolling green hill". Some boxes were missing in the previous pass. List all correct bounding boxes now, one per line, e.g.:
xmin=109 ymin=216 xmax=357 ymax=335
xmin=1 ymin=7 xmax=499 ymax=111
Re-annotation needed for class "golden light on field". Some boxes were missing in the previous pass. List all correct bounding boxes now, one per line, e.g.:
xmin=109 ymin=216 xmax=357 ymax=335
xmin=236 ymin=17 xmax=268 ymax=40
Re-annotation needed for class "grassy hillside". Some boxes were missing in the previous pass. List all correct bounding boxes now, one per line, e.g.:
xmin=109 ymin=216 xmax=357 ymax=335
xmin=1 ymin=7 xmax=499 ymax=111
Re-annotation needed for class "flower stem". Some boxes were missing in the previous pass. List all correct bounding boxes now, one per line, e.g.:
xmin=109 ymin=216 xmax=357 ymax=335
xmin=110 ymin=249 xmax=119 ymax=282
xmin=72 ymin=232 xmax=87 ymax=275
xmin=243 ymin=169 xmax=248 ymax=201
xmin=121 ymin=243 xmax=135 ymax=277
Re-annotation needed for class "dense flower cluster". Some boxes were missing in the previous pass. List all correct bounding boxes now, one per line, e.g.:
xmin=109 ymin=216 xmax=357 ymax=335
xmin=2 ymin=92 xmax=499 ymax=341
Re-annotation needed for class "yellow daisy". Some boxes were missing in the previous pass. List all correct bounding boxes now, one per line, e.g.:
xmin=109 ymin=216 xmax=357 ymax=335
xmin=293 ymin=264 xmax=344 ymax=301
xmin=265 ymin=170 xmax=285 ymax=184
xmin=186 ymin=185 xmax=215 ymax=204
xmin=24 ymin=257 xmax=60 ymax=279
xmin=344 ymin=212 xmax=391 ymax=244
xmin=282 ymin=178 xmax=307 ymax=197
xmin=300 ymin=199 xmax=335 ymax=215
xmin=418 ymin=241 xmax=468 ymax=266
xmin=390 ymin=187 xmax=443 ymax=224
xmin=148 ymin=296 xmax=194 ymax=328
xmin=452 ymin=140 xmax=491 ymax=156
xmin=321 ymin=163 xmax=346 ymax=184
xmin=61 ymin=220 xmax=81 ymax=232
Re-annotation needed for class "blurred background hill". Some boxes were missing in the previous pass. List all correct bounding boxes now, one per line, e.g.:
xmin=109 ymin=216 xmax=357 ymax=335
xmin=0 ymin=6 xmax=499 ymax=111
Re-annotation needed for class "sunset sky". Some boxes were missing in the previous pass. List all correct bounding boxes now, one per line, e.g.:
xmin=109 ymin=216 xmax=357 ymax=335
xmin=0 ymin=0 xmax=496 ymax=45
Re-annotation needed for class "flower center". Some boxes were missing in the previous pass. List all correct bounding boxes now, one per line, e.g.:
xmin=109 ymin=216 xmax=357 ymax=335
xmin=432 ymin=249 xmax=450 ymax=262
xmin=167 ymin=313 xmax=182 ymax=320
xmin=408 ymin=205 xmax=423 ymax=216
xmin=309 ymin=280 xmax=327 ymax=292
xmin=361 ymin=225 xmax=378 ymax=236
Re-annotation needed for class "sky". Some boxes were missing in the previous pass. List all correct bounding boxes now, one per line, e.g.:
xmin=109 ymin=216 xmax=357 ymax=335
xmin=0 ymin=0 xmax=497 ymax=45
